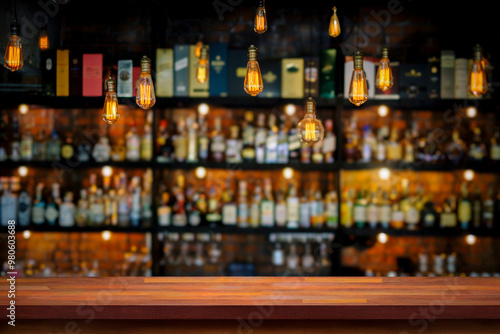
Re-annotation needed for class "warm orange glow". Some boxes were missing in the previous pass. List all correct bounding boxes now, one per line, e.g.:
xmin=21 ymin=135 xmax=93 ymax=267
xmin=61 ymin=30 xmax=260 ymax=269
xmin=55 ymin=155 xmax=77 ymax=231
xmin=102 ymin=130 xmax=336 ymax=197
xmin=375 ymin=58 xmax=393 ymax=91
xmin=196 ymin=58 xmax=209 ymax=84
xmin=305 ymin=122 xmax=316 ymax=141
xmin=244 ymin=60 xmax=263 ymax=96
xmin=348 ymin=69 xmax=368 ymax=106
xmin=136 ymin=73 xmax=156 ymax=109
xmin=140 ymin=83 xmax=152 ymax=105
xmin=194 ymin=40 xmax=203 ymax=58
xmin=468 ymin=61 xmax=487 ymax=97
xmin=328 ymin=7 xmax=341 ymax=37
xmin=103 ymin=95 xmax=119 ymax=125
xmin=39 ymin=31 xmax=49 ymax=51
xmin=4 ymin=34 xmax=23 ymax=71
xmin=254 ymin=6 xmax=267 ymax=34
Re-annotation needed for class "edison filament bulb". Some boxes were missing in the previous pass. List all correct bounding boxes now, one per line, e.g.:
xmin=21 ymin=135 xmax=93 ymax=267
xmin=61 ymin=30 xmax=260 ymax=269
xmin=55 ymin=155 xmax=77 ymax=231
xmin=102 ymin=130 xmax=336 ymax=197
xmin=328 ymin=6 xmax=341 ymax=38
xmin=348 ymin=51 xmax=368 ymax=106
xmin=39 ymin=28 xmax=49 ymax=51
xmin=4 ymin=20 xmax=23 ymax=72
xmin=103 ymin=77 xmax=120 ymax=125
xmin=244 ymin=45 xmax=264 ymax=96
xmin=136 ymin=56 xmax=156 ymax=109
xmin=468 ymin=44 xmax=487 ymax=97
xmin=196 ymin=46 xmax=209 ymax=84
xmin=375 ymin=47 xmax=393 ymax=91
xmin=254 ymin=0 xmax=267 ymax=34
xmin=297 ymin=97 xmax=324 ymax=143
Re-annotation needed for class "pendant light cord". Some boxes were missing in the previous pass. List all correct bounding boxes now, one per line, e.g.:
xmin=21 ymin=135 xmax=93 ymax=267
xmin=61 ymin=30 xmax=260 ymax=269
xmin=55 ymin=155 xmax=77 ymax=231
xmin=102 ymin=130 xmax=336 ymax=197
xmin=14 ymin=0 xmax=17 ymax=22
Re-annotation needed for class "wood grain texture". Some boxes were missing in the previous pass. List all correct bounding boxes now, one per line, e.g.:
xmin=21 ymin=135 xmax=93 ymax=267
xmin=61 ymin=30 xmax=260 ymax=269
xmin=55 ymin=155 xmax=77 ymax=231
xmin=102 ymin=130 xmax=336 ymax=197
xmin=1 ymin=277 xmax=499 ymax=320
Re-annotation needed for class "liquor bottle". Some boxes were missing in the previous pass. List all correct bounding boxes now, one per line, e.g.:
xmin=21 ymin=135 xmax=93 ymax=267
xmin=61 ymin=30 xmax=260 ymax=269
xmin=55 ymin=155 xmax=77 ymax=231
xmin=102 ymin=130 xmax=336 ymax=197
xmin=171 ymin=175 xmax=187 ymax=227
xmin=403 ymin=129 xmax=415 ymax=163
xmin=288 ymin=117 xmax=301 ymax=163
xmin=1 ymin=183 xmax=17 ymax=225
xmin=376 ymin=126 xmax=388 ymax=162
xmin=206 ymin=185 xmax=221 ymax=227
xmin=76 ymin=132 xmax=91 ymax=163
xmin=302 ymin=243 xmax=315 ymax=274
xmin=10 ymin=115 xmax=21 ymax=161
xmin=173 ymin=119 xmax=188 ymax=163
xmin=31 ymin=183 xmax=46 ymax=225
xmin=490 ymin=128 xmax=500 ymax=162
xmin=325 ymin=189 xmax=339 ymax=229
xmin=186 ymin=185 xmax=201 ymax=227
xmin=446 ymin=130 xmax=466 ymax=164
xmin=157 ymin=192 xmax=171 ymax=227
xmin=75 ymin=189 xmax=89 ymax=227
xmin=322 ymin=119 xmax=336 ymax=163
xmin=46 ymin=129 xmax=61 ymax=160
xmin=221 ymin=180 xmax=238 ymax=226
xmin=195 ymin=186 xmax=208 ymax=227
xmin=93 ymin=188 xmax=106 ymax=226
xmin=225 ymin=125 xmax=242 ymax=164
xmin=265 ymin=114 xmax=278 ymax=164
xmin=255 ymin=113 xmax=267 ymax=164
xmin=286 ymin=244 xmax=300 ymax=275
xmin=126 ymin=123 xmax=141 ymax=161
xmin=386 ymin=127 xmax=402 ymax=161
xmin=117 ymin=174 xmax=130 ymax=227
xmin=241 ymin=111 xmax=256 ymax=162
xmin=421 ymin=200 xmax=438 ymax=229
xmin=60 ymin=133 xmax=75 ymax=160
xmin=390 ymin=203 xmax=404 ymax=229
xmin=59 ymin=192 xmax=75 ymax=227
xmin=440 ymin=199 xmax=457 ymax=229
xmin=92 ymin=137 xmax=111 ymax=162
xmin=286 ymin=184 xmax=300 ymax=229
xmin=468 ymin=127 xmax=486 ymax=161
xmin=186 ymin=117 xmax=198 ymax=163
xmin=249 ymin=184 xmax=262 ymax=228
xmin=237 ymin=181 xmax=249 ymax=228
xmin=197 ymin=121 xmax=210 ymax=162
xmin=141 ymin=123 xmax=153 ymax=161
xmin=379 ymin=190 xmax=391 ymax=229
xmin=108 ymin=189 xmax=118 ymax=226
xmin=275 ymin=188 xmax=287 ymax=227
xmin=483 ymin=186 xmax=494 ymax=229
xmin=157 ymin=120 xmax=173 ymax=163
xmin=272 ymin=242 xmax=284 ymax=269
xmin=405 ymin=198 xmax=420 ymax=230
xmin=360 ymin=125 xmax=374 ymax=163
xmin=210 ymin=117 xmax=225 ymax=162
xmin=343 ymin=118 xmax=360 ymax=162
xmin=44 ymin=183 xmax=60 ymax=226
xmin=260 ymin=179 xmax=275 ymax=227
xmin=311 ymin=138 xmax=324 ymax=164
xmin=472 ymin=185 xmax=482 ymax=229
xmin=457 ymin=182 xmax=471 ymax=230
xmin=18 ymin=190 xmax=31 ymax=227
xmin=20 ymin=124 xmax=33 ymax=161
xmin=141 ymin=170 xmax=153 ymax=227
xmin=33 ymin=129 xmax=47 ymax=161
xmin=299 ymin=191 xmax=311 ymax=228
xmin=340 ymin=188 xmax=354 ymax=228
xmin=0 ymin=111 xmax=8 ymax=161
xmin=353 ymin=190 xmax=367 ymax=228
xmin=366 ymin=190 xmax=379 ymax=229
xmin=277 ymin=118 xmax=289 ymax=164
xmin=300 ymin=141 xmax=312 ymax=164
xmin=310 ymin=190 xmax=325 ymax=228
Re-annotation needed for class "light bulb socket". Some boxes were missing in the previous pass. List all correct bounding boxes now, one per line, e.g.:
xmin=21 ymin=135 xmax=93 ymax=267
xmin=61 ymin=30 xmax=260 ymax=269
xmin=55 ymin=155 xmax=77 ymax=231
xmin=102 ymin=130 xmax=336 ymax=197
xmin=305 ymin=97 xmax=316 ymax=114
xmin=473 ymin=44 xmax=482 ymax=61
xmin=381 ymin=47 xmax=389 ymax=59
xmin=106 ymin=77 xmax=116 ymax=92
xmin=200 ymin=46 xmax=208 ymax=60
xmin=333 ymin=6 xmax=337 ymax=12
xmin=10 ymin=20 xmax=20 ymax=35
xmin=354 ymin=51 xmax=363 ymax=69
xmin=140 ymin=56 xmax=151 ymax=73
xmin=247 ymin=45 xmax=258 ymax=61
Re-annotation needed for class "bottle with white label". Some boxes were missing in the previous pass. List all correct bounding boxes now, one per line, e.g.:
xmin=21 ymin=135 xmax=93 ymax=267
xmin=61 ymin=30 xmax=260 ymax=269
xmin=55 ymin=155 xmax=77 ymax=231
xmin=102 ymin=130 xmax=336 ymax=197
xmin=59 ymin=192 xmax=75 ymax=227
xmin=222 ymin=180 xmax=238 ymax=226
xmin=141 ymin=123 xmax=153 ymax=161
xmin=249 ymin=185 xmax=262 ymax=228
xmin=260 ymin=180 xmax=275 ymax=227
xmin=255 ymin=113 xmax=267 ymax=164
xmin=44 ymin=183 xmax=60 ymax=226
xmin=286 ymin=185 xmax=300 ymax=229
xmin=225 ymin=125 xmax=242 ymax=164
xmin=237 ymin=181 xmax=249 ymax=228
xmin=302 ymin=243 xmax=315 ymax=273
xmin=32 ymin=183 xmax=46 ymax=225
xmin=126 ymin=123 xmax=141 ymax=161
xmin=18 ymin=190 xmax=31 ymax=227
xmin=1 ymin=184 xmax=17 ymax=226
xmin=265 ymin=114 xmax=278 ymax=164
xmin=310 ymin=190 xmax=324 ymax=228
xmin=117 ymin=174 xmax=130 ymax=227
xmin=186 ymin=117 xmax=198 ymax=163
xmin=378 ymin=191 xmax=391 ymax=229
xmin=325 ymin=190 xmax=339 ymax=229
xmin=272 ymin=242 xmax=284 ymax=267
xmin=366 ymin=191 xmax=379 ymax=229
xmin=92 ymin=137 xmax=111 ymax=162
xmin=277 ymin=118 xmax=289 ymax=164
xmin=405 ymin=198 xmax=420 ymax=230
xmin=353 ymin=190 xmax=367 ymax=228
xmin=157 ymin=192 xmax=171 ymax=226
xmin=390 ymin=203 xmax=405 ymax=229
xmin=322 ymin=119 xmax=336 ymax=163
xmin=299 ymin=194 xmax=311 ymax=228
xmin=92 ymin=188 xmax=106 ymax=226
xmin=275 ymin=189 xmax=287 ymax=227
xmin=210 ymin=117 xmax=225 ymax=162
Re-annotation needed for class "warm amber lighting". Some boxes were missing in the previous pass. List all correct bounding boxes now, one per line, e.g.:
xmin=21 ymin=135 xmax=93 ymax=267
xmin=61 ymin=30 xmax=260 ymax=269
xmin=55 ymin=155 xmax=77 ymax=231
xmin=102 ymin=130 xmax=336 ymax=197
xmin=468 ymin=45 xmax=487 ymax=97
xmin=464 ymin=169 xmax=474 ymax=181
xmin=377 ymin=105 xmax=389 ymax=117
xmin=348 ymin=51 xmax=368 ymax=106
xmin=39 ymin=28 xmax=49 ymax=51
xmin=103 ymin=77 xmax=120 ymax=125
xmin=377 ymin=233 xmax=388 ymax=244
xmin=195 ymin=166 xmax=207 ymax=179
xmin=136 ymin=56 xmax=156 ymax=109
xmin=254 ymin=0 xmax=267 ymax=34
xmin=4 ymin=21 xmax=23 ymax=72
xmin=196 ymin=46 xmax=209 ymax=84
xmin=466 ymin=106 xmax=477 ymax=118
xmin=102 ymin=166 xmax=113 ymax=177
xmin=282 ymin=167 xmax=294 ymax=180
xmin=102 ymin=230 xmax=112 ymax=241
xmin=194 ymin=38 xmax=203 ymax=58
xmin=198 ymin=103 xmax=209 ymax=116
xmin=285 ymin=103 xmax=296 ymax=116
xmin=379 ymin=168 xmax=390 ymax=180
xmin=23 ymin=230 xmax=31 ymax=239
xmin=465 ymin=234 xmax=476 ymax=246
xmin=375 ymin=48 xmax=393 ymax=91
xmin=18 ymin=104 xmax=29 ymax=114
xmin=297 ymin=97 xmax=324 ymax=143
xmin=18 ymin=166 xmax=28 ymax=177
xmin=244 ymin=45 xmax=263 ymax=96
xmin=328 ymin=6 xmax=341 ymax=38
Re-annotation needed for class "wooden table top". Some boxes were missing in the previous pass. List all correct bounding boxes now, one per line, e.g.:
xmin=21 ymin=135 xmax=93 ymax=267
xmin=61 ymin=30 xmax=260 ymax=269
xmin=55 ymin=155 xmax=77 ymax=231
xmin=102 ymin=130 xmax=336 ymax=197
xmin=1 ymin=277 xmax=500 ymax=320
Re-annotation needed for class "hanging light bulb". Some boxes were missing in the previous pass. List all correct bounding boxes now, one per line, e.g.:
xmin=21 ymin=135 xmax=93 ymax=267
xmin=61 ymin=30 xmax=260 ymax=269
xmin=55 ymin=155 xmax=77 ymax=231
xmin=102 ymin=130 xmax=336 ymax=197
xmin=196 ymin=46 xmax=209 ymax=84
xmin=375 ymin=47 xmax=393 ymax=91
xmin=136 ymin=56 xmax=156 ymax=109
xmin=468 ymin=44 xmax=487 ymax=97
xmin=194 ymin=35 xmax=204 ymax=58
xmin=328 ymin=6 xmax=341 ymax=38
xmin=3 ymin=20 xmax=23 ymax=72
xmin=103 ymin=77 xmax=119 ymax=125
xmin=39 ymin=27 xmax=50 ymax=51
xmin=244 ymin=45 xmax=263 ymax=96
xmin=348 ymin=51 xmax=368 ymax=106
xmin=254 ymin=0 xmax=267 ymax=34
xmin=297 ymin=97 xmax=324 ymax=143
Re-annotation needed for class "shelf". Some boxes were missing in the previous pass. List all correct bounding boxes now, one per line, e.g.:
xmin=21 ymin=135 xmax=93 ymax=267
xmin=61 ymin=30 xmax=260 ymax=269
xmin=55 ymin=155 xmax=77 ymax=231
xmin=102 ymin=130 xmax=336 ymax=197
xmin=0 ymin=160 xmax=154 ymax=169
xmin=341 ymin=97 xmax=499 ymax=111
xmin=13 ymin=225 xmax=151 ymax=233
xmin=340 ymin=161 xmax=500 ymax=173
xmin=154 ymin=226 xmax=338 ymax=235
xmin=341 ymin=227 xmax=500 ymax=238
